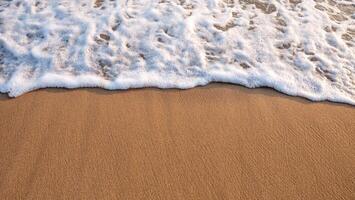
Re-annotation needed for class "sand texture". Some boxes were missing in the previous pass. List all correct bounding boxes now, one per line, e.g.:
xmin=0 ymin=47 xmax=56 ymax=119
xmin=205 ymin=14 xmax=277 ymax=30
xmin=0 ymin=84 xmax=354 ymax=199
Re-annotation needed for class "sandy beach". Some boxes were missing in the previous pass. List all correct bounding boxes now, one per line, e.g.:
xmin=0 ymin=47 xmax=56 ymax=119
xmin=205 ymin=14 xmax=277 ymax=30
xmin=0 ymin=84 xmax=354 ymax=199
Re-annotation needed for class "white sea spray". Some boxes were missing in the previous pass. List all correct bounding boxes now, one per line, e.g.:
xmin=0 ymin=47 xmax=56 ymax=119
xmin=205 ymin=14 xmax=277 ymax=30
xmin=0 ymin=0 xmax=354 ymax=104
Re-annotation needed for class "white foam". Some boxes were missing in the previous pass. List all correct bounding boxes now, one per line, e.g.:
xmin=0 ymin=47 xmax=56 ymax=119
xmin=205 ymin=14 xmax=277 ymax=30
xmin=0 ymin=0 xmax=354 ymax=104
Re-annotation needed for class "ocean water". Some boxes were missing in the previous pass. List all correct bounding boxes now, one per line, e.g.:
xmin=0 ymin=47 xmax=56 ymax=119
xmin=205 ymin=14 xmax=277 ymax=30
xmin=0 ymin=0 xmax=354 ymax=104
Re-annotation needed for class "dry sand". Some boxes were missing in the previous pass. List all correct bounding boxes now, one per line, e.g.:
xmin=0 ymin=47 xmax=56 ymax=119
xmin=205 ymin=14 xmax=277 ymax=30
xmin=0 ymin=84 xmax=354 ymax=200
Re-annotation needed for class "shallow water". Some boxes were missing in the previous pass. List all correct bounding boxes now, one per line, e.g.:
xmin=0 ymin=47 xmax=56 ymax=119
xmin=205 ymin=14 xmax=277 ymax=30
xmin=0 ymin=0 xmax=354 ymax=104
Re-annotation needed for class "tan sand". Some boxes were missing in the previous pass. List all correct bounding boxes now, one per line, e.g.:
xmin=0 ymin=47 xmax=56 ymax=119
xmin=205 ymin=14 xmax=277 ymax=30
xmin=0 ymin=84 xmax=354 ymax=200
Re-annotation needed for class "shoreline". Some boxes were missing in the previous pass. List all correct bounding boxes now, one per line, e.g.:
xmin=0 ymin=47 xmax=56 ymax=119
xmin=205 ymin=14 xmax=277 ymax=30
xmin=1 ymin=82 xmax=354 ymax=106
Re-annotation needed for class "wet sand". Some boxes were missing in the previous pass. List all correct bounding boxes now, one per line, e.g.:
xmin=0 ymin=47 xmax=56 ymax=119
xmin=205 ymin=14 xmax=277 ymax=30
xmin=0 ymin=84 xmax=354 ymax=199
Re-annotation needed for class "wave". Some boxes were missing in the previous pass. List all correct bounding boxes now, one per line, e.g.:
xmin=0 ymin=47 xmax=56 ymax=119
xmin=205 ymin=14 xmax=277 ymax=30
xmin=0 ymin=0 xmax=354 ymax=104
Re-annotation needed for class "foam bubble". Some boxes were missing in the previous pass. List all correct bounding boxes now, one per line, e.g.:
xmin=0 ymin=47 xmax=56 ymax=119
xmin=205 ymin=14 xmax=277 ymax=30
xmin=0 ymin=0 xmax=354 ymax=104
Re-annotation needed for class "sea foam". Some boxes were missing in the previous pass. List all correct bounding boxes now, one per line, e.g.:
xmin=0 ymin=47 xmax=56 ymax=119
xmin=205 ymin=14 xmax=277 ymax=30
xmin=0 ymin=0 xmax=354 ymax=104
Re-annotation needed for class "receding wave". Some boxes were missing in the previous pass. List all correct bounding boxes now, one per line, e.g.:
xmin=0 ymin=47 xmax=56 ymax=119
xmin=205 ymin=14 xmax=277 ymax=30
xmin=0 ymin=0 xmax=354 ymax=104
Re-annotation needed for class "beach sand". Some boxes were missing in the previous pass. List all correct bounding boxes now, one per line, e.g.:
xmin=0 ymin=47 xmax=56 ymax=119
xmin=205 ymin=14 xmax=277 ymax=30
xmin=0 ymin=84 xmax=354 ymax=199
